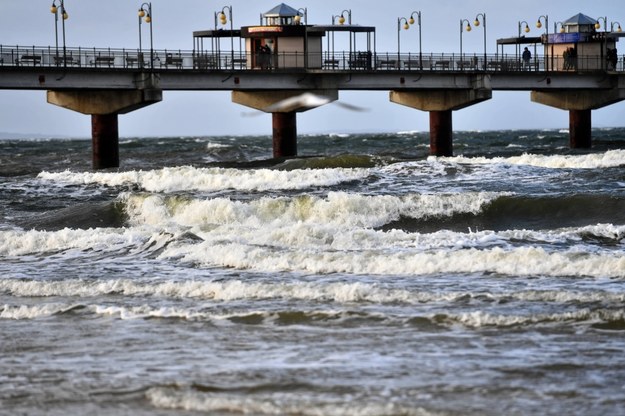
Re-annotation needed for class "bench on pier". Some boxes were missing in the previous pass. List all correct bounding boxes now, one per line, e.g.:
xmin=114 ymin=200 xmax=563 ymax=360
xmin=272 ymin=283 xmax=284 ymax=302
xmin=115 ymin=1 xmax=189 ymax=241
xmin=53 ymin=55 xmax=75 ymax=66
xmin=17 ymin=55 xmax=42 ymax=66
xmin=349 ymin=52 xmax=372 ymax=70
xmin=91 ymin=56 xmax=115 ymax=67
xmin=377 ymin=59 xmax=397 ymax=69
xmin=161 ymin=53 xmax=183 ymax=69
xmin=193 ymin=55 xmax=218 ymax=69
xmin=324 ymin=59 xmax=340 ymax=69
xmin=433 ymin=60 xmax=450 ymax=70
xmin=225 ymin=57 xmax=247 ymax=69
xmin=456 ymin=60 xmax=476 ymax=70
xmin=487 ymin=60 xmax=521 ymax=71
xmin=403 ymin=60 xmax=424 ymax=70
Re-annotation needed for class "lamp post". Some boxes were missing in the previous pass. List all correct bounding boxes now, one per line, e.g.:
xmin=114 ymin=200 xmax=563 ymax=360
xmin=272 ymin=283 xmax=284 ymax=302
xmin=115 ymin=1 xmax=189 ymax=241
xmin=294 ymin=8 xmax=308 ymax=68
xmin=397 ymin=17 xmax=409 ymax=64
xmin=336 ymin=9 xmax=351 ymax=25
xmin=50 ymin=0 xmax=68 ymax=66
xmin=595 ymin=17 xmax=607 ymax=32
xmin=460 ymin=19 xmax=472 ymax=67
xmin=216 ymin=6 xmax=234 ymax=70
xmin=474 ymin=13 xmax=486 ymax=70
xmin=138 ymin=2 xmax=153 ymax=69
xmin=536 ymin=15 xmax=549 ymax=72
xmin=409 ymin=11 xmax=423 ymax=69
xmin=518 ymin=21 xmax=529 ymax=58
xmin=611 ymin=22 xmax=622 ymax=32
xmin=332 ymin=10 xmax=353 ymax=60
xmin=554 ymin=22 xmax=564 ymax=34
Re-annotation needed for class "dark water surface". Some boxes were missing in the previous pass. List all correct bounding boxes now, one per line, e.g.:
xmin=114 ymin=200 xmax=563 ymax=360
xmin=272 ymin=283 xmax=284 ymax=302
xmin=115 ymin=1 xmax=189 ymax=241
xmin=1 ymin=129 xmax=625 ymax=415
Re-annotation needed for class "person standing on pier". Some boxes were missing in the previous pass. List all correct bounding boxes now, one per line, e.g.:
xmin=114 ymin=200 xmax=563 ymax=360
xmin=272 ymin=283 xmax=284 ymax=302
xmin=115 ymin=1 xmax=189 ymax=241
xmin=522 ymin=47 xmax=531 ymax=70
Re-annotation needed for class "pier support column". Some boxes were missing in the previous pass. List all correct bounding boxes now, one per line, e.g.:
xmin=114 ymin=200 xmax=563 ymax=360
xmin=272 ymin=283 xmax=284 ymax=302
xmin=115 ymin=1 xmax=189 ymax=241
xmin=429 ymin=110 xmax=453 ymax=156
xmin=531 ymin=89 xmax=625 ymax=149
xmin=92 ymin=114 xmax=120 ymax=169
xmin=272 ymin=112 xmax=297 ymax=158
xmin=47 ymin=81 xmax=162 ymax=169
xmin=569 ymin=109 xmax=592 ymax=149
xmin=232 ymin=90 xmax=339 ymax=159
xmin=389 ymin=75 xmax=492 ymax=156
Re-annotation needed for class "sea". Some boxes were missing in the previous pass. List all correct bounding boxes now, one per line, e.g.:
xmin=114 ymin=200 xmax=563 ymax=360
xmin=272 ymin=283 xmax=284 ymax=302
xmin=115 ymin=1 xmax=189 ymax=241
xmin=1 ymin=128 xmax=625 ymax=416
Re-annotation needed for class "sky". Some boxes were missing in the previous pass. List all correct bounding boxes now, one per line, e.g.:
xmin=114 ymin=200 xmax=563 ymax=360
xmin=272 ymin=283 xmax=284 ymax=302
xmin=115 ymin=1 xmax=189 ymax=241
xmin=1 ymin=0 xmax=624 ymax=138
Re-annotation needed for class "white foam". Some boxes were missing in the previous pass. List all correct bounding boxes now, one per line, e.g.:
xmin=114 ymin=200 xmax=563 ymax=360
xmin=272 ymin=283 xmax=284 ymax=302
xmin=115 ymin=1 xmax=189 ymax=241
xmin=432 ymin=149 xmax=625 ymax=169
xmin=455 ymin=308 xmax=625 ymax=328
xmin=0 ymin=228 xmax=151 ymax=257
xmin=2 ymin=278 xmax=623 ymax=305
xmin=38 ymin=166 xmax=369 ymax=193
xmin=162 ymin=243 xmax=625 ymax=278
xmin=146 ymin=386 xmax=429 ymax=416
xmin=122 ymin=191 xmax=502 ymax=230
xmin=0 ymin=303 xmax=77 ymax=319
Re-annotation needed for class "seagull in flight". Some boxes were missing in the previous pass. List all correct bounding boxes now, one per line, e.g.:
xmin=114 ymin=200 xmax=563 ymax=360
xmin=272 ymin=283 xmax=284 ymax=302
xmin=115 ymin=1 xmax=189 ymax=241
xmin=241 ymin=92 xmax=368 ymax=116
xmin=263 ymin=92 xmax=368 ymax=113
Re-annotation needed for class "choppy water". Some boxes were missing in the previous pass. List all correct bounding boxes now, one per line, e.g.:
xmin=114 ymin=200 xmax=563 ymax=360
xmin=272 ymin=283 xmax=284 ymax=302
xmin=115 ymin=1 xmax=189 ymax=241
xmin=1 ymin=129 xmax=625 ymax=415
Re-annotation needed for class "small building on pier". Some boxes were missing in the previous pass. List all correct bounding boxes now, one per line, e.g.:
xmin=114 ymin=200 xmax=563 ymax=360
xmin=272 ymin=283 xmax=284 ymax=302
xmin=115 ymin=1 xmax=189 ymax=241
xmin=192 ymin=3 xmax=376 ymax=71
xmin=549 ymin=13 xmax=621 ymax=71
xmin=240 ymin=3 xmax=323 ymax=69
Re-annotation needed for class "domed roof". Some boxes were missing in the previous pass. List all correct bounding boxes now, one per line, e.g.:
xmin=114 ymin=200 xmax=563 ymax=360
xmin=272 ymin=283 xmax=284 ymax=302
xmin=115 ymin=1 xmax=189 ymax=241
xmin=563 ymin=13 xmax=597 ymax=26
xmin=263 ymin=3 xmax=302 ymax=18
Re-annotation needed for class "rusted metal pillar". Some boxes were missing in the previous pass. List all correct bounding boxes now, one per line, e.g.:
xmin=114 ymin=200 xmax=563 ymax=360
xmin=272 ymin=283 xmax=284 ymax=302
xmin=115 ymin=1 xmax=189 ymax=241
xmin=569 ymin=109 xmax=592 ymax=149
xmin=91 ymin=113 xmax=119 ymax=169
xmin=272 ymin=112 xmax=297 ymax=158
xmin=429 ymin=110 xmax=453 ymax=156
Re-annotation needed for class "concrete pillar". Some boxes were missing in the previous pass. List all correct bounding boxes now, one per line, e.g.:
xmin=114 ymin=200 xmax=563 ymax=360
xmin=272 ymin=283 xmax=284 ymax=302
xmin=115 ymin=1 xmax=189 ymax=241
xmin=232 ymin=90 xmax=339 ymax=159
xmin=389 ymin=78 xmax=491 ymax=156
xmin=47 ymin=87 xmax=162 ymax=169
xmin=429 ymin=110 xmax=453 ymax=156
xmin=272 ymin=112 xmax=297 ymax=158
xmin=531 ymin=89 xmax=625 ymax=149
xmin=92 ymin=114 xmax=119 ymax=169
xmin=569 ymin=109 xmax=592 ymax=149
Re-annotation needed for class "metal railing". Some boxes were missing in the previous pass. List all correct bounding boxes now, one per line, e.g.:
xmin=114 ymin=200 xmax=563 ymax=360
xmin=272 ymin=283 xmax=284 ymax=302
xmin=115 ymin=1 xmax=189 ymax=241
xmin=1 ymin=45 xmax=624 ymax=73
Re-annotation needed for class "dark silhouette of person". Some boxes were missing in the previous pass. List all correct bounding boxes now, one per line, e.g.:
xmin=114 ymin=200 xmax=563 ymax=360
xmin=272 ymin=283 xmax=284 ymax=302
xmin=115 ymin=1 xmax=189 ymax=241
xmin=522 ymin=47 xmax=531 ymax=70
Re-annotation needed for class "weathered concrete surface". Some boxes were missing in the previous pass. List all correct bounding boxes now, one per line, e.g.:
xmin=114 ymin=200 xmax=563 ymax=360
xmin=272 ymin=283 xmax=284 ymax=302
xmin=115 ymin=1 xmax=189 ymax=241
xmin=47 ymin=89 xmax=162 ymax=114
xmin=531 ymin=89 xmax=625 ymax=110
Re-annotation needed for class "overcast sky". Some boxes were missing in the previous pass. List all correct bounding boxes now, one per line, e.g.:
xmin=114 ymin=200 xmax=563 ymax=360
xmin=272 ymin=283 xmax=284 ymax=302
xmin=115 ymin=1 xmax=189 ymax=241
xmin=1 ymin=0 xmax=624 ymax=138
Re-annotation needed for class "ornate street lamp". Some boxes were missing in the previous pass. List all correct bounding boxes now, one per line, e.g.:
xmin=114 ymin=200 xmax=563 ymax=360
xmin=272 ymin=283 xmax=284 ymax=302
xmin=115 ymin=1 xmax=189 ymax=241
xmin=536 ymin=15 xmax=549 ymax=72
xmin=216 ymin=5 xmax=234 ymax=70
xmin=294 ymin=7 xmax=307 ymax=25
xmin=336 ymin=9 xmax=351 ymax=25
xmin=611 ymin=22 xmax=622 ymax=33
xmin=138 ymin=2 xmax=153 ymax=69
xmin=460 ymin=19 xmax=472 ymax=67
xmin=331 ymin=10 xmax=353 ymax=60
xmin=397 ymin=17 xmax=409 ymax=64
xmin=554 ymin=22 xmax=565 ymax=34
xmin=50 ymin=0 xmax=69 ymax=66
xmin=518 ymin=21 xmax=530 ymax=59
xmin=474 ymin=13 xmax=486 ymax=69
xmin=595 ymin=17 xmax=607 ymax=32
xmin=408 ymin=11 xmax=423 ymax=70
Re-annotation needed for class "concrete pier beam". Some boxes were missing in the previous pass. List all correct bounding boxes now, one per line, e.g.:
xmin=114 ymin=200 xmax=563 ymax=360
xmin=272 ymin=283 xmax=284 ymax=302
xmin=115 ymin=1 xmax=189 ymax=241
xmin=92 ymin=114 xmax=119 ymax=169
xmin=569 ymin=109 xmax=592 ymax=149
xmin=531 ymin=89 xmax=625 ymax=148
xmin=390 ymin=75 xmax=492 ymax=156
xmin=272 ymin=112 xmax=297 ymax=158
xmin=47 ymin=88 xmax=162 ymax=169
xmin=232 ymin=90 xmax=338 ymax=158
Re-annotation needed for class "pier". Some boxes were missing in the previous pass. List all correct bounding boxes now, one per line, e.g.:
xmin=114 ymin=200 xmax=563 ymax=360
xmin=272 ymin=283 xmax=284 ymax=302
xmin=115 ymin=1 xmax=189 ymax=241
xmin=1 ymin=5 xmax=625 ymax=169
